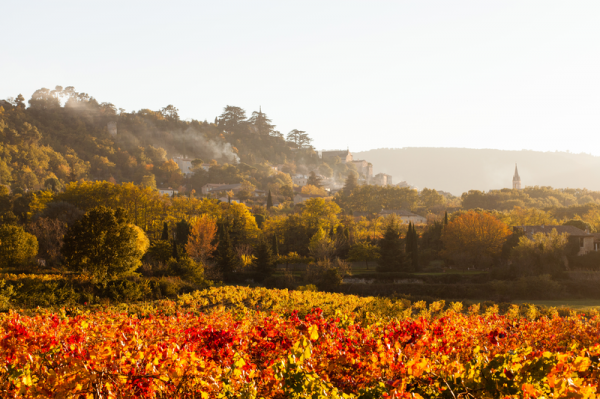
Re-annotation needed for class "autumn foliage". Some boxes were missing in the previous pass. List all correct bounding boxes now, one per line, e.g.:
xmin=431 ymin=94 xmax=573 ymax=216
xmin=185 ymin=215 xmax=217 ymax=263
xmin=2 ymin=286 xmax=600 ymax=398
xmin=442 ymin=210 xmax=511 ymax=267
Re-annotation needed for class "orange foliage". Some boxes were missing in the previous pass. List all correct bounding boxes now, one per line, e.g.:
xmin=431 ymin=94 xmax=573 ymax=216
xmin=442 ymin=210 xmax=511 ymax=267
xmin=185 ymin=214 xmax=217 ymax=262
xmin=2 ymin=293 xmax=600 ymax=397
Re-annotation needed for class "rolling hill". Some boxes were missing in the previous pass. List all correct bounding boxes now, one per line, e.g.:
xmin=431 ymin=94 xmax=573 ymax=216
xmin=353 ymin=147 xmax=600 ymax=196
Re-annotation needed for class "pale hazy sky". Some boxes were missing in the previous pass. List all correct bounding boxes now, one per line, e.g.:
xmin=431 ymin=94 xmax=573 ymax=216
xmin=2 ymin=1 xmax=599 ymax=155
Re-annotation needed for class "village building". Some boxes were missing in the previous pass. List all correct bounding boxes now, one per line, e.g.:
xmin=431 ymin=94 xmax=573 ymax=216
xmin=380 ymin=209 xmax=427 ymax=224
xmin=515 ymin=225 xmax=595 ymax=256
xmin=321 ymin=149 xmax=353 ymax=163
xmin=172 ymin=157 xmax=195 ymax=176
xmin=293 ymin=193 xmax=328 ymax=204
xmin=158 ymin=187 xmax=178 ymax=196
xmin=201 ymin=183 xmax=242 ymax=195
xmin=350 ymin=160 xmax=373 ymax=180
xmin=292 ymin=174 xmax=308 ymax=186
xmin=372 ymin=173 xmax=393 ymax=186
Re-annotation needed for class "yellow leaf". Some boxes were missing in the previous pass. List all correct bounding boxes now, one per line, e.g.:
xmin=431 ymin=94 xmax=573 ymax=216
xmin=22 ymin=375 xmax=32 ymax=387
xmin=308 ymin=325 xmax=319 ymax=341
xmin=81 ymin=321 xmax=89 ymax=329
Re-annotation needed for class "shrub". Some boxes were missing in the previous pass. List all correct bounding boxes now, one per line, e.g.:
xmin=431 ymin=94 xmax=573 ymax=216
xmin=167 ymin=257 xmax=206 ymax=285
xmin=297 ymin=284 xmax=318 ymax=292
xmin=0 ymin=224 xmax=38 ymax=268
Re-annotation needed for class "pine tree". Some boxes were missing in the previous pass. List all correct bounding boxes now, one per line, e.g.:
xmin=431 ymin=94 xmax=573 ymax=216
xmin=444 ymin=211 xmax=449 ymax=226
xmin=161 ymin=222 xmax=169 ymax=240
xmin=254 ymin=239 xmax=275 ymax=278
xmin=266 ymin=189 xmax=273 ymax=210
xmin=343 ymin=173 xmax=358 ymax=196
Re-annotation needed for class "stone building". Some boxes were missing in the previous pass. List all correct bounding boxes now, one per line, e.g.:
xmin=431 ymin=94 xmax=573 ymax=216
xmin=350 ymin=160 xmax=373 ymax=180
xmin=173 ymin=157 xmax=195 ymax=176
xmin=372 ymin=173 xmax=392 ymax=186
xmin=516 ymin=225 xmax=595 ymax=256
xmin=321 ymin=149 xmax=353 ymax=163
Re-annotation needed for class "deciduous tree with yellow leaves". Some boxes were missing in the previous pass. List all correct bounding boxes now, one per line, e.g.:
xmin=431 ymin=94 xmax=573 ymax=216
xmin=442 ymin=210 xmax=511 ymax=268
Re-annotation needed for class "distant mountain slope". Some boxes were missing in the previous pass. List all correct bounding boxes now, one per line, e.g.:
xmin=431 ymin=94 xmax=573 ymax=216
xmin=353 ymin=148 xmax=600 ymax=196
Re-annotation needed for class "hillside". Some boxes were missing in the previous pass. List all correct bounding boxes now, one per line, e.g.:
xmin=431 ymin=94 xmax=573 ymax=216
xmin=354 ymin=147 xmax=600 ymax=196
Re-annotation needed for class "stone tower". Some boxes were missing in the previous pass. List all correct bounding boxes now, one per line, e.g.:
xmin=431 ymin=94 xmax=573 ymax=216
xmin=512 ymin=164 xmax=522 ymax=190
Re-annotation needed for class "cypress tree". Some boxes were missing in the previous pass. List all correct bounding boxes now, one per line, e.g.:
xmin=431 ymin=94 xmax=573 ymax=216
xmin=376 ymin=221 xmax=404 ymax=272
xmin=214 ymin=225 xmax=237 ymax=279
xmin=161 ymin=222 xmax=169 ymax=240
xmin=271 ymin=234 xmax=279 ymax=256
xmin=411 ymin=224 xmax=420 ymax=271
xmin=444 ymin=211 xmax=449 ymax=226
xmin=172 ymin=239 xmax=180 ymax=260
xmin=176 ymin=219 xmax=191 ymax=247
xmin=266 ymin=190 xmax=273 ymax=210
xmin=405 ymin=223 xmax=413 ymax=254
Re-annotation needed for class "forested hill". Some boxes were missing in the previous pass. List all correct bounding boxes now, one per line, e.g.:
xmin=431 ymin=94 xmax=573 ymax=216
xmin=0 ymin=87 xmax=320 ymax=193
xmin=354 ymin=148 xmax=600 ymax=195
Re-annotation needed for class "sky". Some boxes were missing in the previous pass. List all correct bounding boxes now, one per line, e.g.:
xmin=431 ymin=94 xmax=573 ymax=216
xmin=2 ymin=1 xmax=600 ymax=155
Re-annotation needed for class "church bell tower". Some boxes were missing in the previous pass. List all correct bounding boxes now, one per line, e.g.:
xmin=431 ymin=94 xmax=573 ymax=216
xmin=512 ymin=164 xmax=522 ymax=190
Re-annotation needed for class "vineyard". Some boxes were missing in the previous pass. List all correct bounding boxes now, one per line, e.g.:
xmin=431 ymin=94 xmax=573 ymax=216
xmin=2 ymin=286 xmax=600 ymax=398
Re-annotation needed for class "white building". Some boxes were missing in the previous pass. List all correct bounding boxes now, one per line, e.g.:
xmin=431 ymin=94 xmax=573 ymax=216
xmin=380 ymin=209 xmax=426 ymax=224
xmin=292 ymin=174 xmax=308 ymax=186
xmin=158 ymin=187 xmax=178 ymax=196
xmin=172 ymin=157 xmax=195 ymax=176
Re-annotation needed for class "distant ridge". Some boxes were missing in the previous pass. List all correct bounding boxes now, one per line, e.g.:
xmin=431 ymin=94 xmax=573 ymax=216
xmin=353 ymin=148 xmax=600 ymax=196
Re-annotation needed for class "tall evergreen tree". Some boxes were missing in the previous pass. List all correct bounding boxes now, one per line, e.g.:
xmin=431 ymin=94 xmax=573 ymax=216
xmin=161 ymin=222 xmax=169 ymax=240
xmin=405 ymin=223 xmax=413 ymax=255
xmin=172 ymin=239 xmax=180 ymax=260
xmin=444 ymin=211 xmax=449 ymax=226
xmin=271 ymin=234 xmax=279 ymax=256
xmin=176 ymin=219 xmax=191 ymax=247
xmin=376 ymin=220 xmax=405 ymax=272
xmin=254 ymin=238 xmax=275 ymax=278
xmin=343 ymin=173 xmax=358 ymax=196
xmin=214 ymin=224 xmax=237 ymax=279
xmin=410 ymin=224 xmax=420 ymax=271
xmin=307 ymin=171 xmax=322 ymax=187
xmin=266 ymin=189 xmax=273 ymax=210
